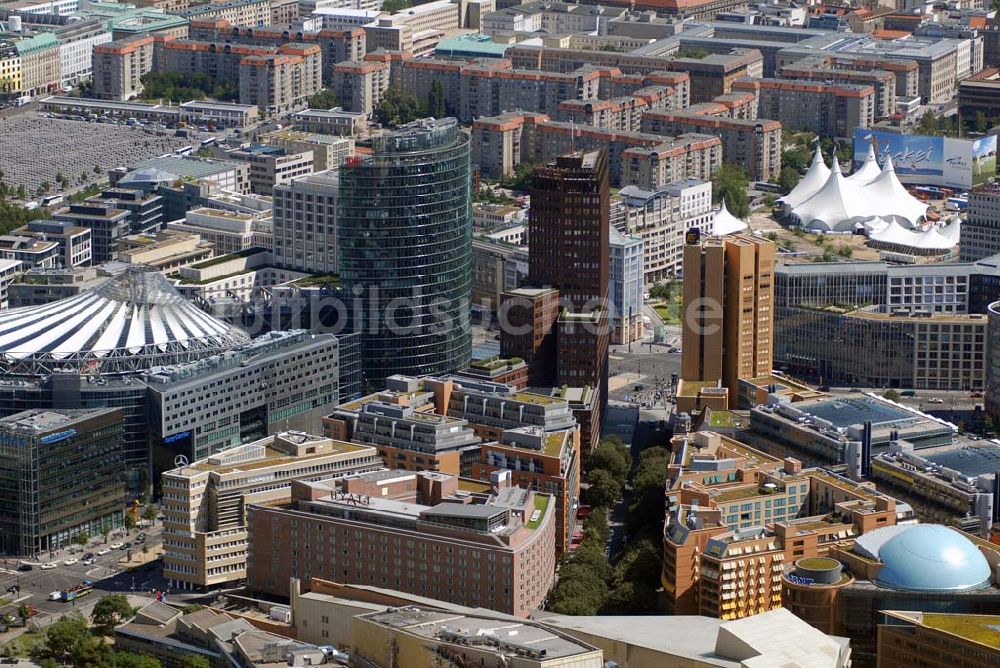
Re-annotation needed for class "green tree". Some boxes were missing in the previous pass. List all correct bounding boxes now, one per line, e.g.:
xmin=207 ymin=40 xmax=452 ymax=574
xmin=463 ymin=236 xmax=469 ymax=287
xmin=70 ymin=638 xmax=113 ymax=668
xmin=975 ymin=111 xmax=988 ymax=133
xmin=883 ymin=389 xmax=901 ymax=402
xmin=124 ymin=512 xmax=137 ymax=531
xmin=602 ymin=580 xmax=658 ymax=613
xmin=91 ymin=594 xmax=135 ymax=636
xmin=33 ymin=614 xmax=90 ymax=664
xmin=74 ymin=532 xmax=90 ymax=547
xmin=583 ymin=469 xmax=621 ymax=508
xmin=17 ymin=604 xmax=30 ymax=626
xmin=114 ymin=652 xmax=163 ymax=668
xmin=373 ymin=87 xmax=427 ymax=128
xmin=711 ymin=163 xmax=750 ymax=217
xmin=0 ymin=201 xmax=44 ymax=234
xmin=178 ymin=656 xmax=212 ymax=668
xmin=307 ymin=88 xmax=338 ymax=110
xmin=508 ymin=160 xmax=538 ymax=191
xmin=547 ymin=576 xmax=606 ymax=615
xmin=427 ymin=79 xmax=446 ymax=118
xmin=142 ymin=504 xmax=157 ymax=524
xmin=627 ymin=447 xmax=671 ymax=540
xmin=139 ymin=71 xmax=238 ymax=103
xmin=781 ymin=146 xmax=809 ymax=173
xmin=777 ymin=166 xmax=801 ymax=194
xmin=380 ymin=0 xmax=411 ymax=12
xmin=93 ymin=165 xmax=102 ymax=175
xmin=16 ymin=184 xmax=26 ymax=200
xmin=586 ymin=439 xmax=630 ymax=483
xmin=614 ymin=538 xmax=661 ymax=584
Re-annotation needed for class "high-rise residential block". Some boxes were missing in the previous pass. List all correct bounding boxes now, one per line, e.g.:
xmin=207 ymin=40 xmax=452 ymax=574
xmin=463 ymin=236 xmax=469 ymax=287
xmin=160 ymin=432 xmax=381 ymax=591
xmin=679 ymin=232 xmax=775 ymax=411
xmin=732 ymin=78 xmax=877 ymax=137
xmin=92 ymin=36 xmax=155 ymax=101
xmin=338 ymin=118 xmax=472 ymax=385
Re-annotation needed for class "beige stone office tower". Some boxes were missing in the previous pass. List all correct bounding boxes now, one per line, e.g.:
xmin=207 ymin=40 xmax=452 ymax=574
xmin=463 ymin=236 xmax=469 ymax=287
xmin=679 ymin=231 xmax=774 ymax=410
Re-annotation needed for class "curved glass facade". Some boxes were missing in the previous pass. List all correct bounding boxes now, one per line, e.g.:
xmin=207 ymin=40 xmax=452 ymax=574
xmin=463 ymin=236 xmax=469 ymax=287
xmin=987 ymin=301 xmax=1000 ymax=422
xmin=338 ymin=118 xmax=472 ymax=385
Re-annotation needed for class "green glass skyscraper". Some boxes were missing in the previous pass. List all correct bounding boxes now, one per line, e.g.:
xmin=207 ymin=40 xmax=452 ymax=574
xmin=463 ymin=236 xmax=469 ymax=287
xmin=338 ymin=118 xmax=472 ymax=385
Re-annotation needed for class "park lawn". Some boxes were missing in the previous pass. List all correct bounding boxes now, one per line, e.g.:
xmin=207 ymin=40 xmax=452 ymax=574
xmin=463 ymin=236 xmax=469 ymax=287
xmin=4 ymin=630 xmax=42 ymax=657
xmin=652 ymin=299 xmax=682 ymax=325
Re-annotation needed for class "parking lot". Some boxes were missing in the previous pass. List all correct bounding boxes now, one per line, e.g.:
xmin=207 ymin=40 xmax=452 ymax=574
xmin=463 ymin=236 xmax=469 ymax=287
xmin=0 ymin=113 xmax=190 ymax=198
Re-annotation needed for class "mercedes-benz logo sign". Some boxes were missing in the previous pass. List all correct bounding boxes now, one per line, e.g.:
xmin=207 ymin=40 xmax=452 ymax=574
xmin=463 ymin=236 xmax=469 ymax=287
xmin=174 ymin=455 xmax=189 ymax=468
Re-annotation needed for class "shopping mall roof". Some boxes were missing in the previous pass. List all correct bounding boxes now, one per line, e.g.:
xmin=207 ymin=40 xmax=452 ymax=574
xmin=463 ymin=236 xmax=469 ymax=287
xmin=926 ymin=444 xmax=1000 ymax=477
xmin=796 ymin=396 xmax=917 ymax=429
xmin=0 ymin=266 xmax=249 ymax=376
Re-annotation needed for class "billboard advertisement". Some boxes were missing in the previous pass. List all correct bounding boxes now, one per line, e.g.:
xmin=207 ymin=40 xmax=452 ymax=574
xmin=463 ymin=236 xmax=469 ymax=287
xmin=852 ymin=129 xmax=997 ymax=190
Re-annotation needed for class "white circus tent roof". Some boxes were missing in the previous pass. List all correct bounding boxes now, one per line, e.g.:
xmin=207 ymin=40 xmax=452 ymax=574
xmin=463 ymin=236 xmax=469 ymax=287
xmin=788 ymin=158 xmax=871 ymax=231
xmin=848 ymin=141 xmax=881 ymax=185
xmin=861 ymin=154 xmax=929 ymax=228
xmin=0 ymin=266 xmax=250 ymax=375
xmin=789 ymin=153 xmax=928 ymax=231
xmin=866 ymin=217 xmax=960 ymax=252
xmin=778 ymin=145 xmax=829 ymax=210
xmin=711 ymin=199 xmax=748 ymax=236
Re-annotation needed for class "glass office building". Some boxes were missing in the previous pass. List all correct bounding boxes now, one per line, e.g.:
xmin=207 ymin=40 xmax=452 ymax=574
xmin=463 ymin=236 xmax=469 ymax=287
xmin=338 ymin=118 xmax=472 ymax=385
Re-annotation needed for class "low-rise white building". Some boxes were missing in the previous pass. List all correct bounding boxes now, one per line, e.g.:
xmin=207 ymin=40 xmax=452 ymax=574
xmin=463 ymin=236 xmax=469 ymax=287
xmin=168 ymin=206 xmax=273 ymax=255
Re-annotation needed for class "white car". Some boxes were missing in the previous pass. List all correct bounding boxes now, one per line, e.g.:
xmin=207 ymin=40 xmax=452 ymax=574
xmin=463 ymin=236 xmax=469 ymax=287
xmin=109 ymin=542 xmax=124 ymax=550
xmin=928 ymin=397 xmax=944 ymax=404
xmin=63 ymin=558 xmax=78 ymax=566
xmin=39 ymin=563 xmax=57 ymax=570
xmin=97 ymin=548 xmax=111 ymax=556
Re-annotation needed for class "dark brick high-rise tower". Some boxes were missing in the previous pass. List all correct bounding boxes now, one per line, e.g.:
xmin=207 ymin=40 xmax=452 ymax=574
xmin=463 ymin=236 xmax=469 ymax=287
xmin=519 ymin=150 xmax=611 ymax=455
xmin=528 ymin=151 xmax=610 ymax=312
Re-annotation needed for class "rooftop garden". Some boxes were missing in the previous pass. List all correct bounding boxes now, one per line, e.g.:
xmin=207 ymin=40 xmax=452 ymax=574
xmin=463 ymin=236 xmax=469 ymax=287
xmin=293 ymin=273 xmax=341 ymax=288
xmin=470 ymin=355 xmax=523 ymax=371
xmin=920 ymin=614 xmax=1000 ymax=645
xmin=189 ymin=246 xmax=266 ymax=270
xmin=713 ymin=485 xmax=763 ymax=503
xmin=708 ymin=411 xmax=746 ymax=428
xmin=526 ymin=494 xmax=549 ymax=530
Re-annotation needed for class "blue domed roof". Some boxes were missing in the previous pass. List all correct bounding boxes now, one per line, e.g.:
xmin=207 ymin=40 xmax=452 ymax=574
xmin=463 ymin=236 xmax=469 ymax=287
xmin=875 ymin=525 xmax=992 ymax=592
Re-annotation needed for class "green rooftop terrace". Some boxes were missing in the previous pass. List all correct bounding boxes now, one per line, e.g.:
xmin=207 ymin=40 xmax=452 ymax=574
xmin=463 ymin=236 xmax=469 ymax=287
xmin=470 ymin=356 xmax=524 ymax=372
xmin=713 ymin=485 xmax=764 ymax=503
xmin=920 ymin=613 xmax=1000 ymax=647
xmin=526 ymin=494 xmax=550 ymax=530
